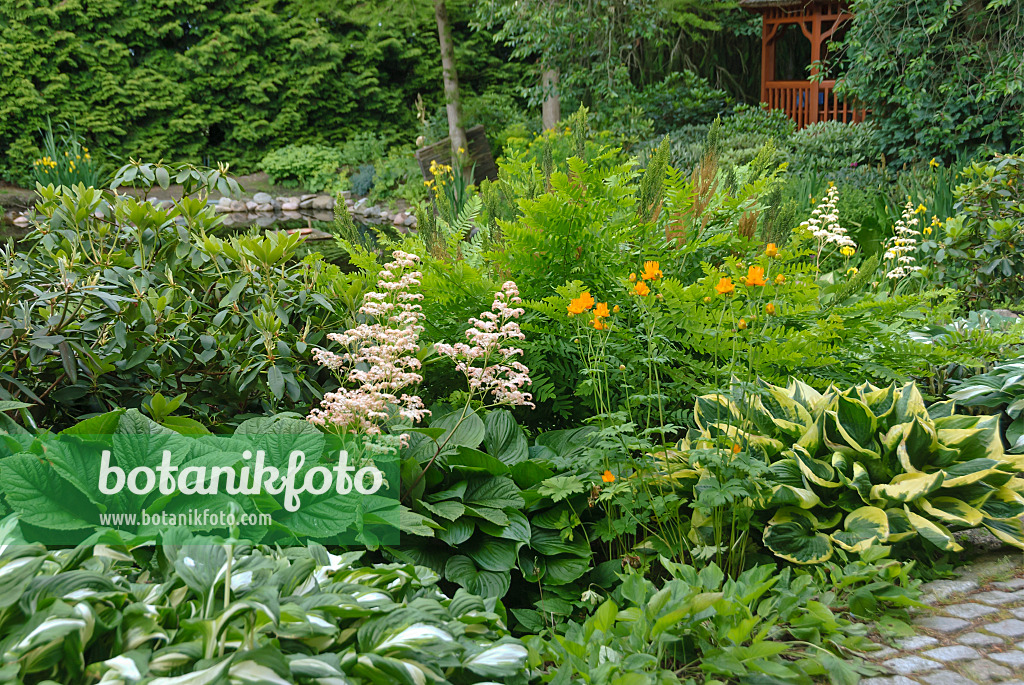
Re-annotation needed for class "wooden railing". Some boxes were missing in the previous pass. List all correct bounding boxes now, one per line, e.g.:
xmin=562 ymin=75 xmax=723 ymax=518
xmin=764 ymin=80 xmax=864 ymax=128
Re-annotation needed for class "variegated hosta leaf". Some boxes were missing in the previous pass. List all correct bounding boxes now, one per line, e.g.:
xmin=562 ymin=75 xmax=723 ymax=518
xmin=703 ymin=422 xmax=785 ymax=457
xmin=983 ymin=517 xmax=1024 ymax=549
xmin=792 ymin=447 xmax=842 ymax=489
xmin=917 ymin=497 xmax=984 ymax=527
xmin=935 ymin=413 xmax=1003 ymax=462
xmin=905 ymin=507 xmax=962 ymax=552
xmin=694 ymin=394 xmax=742 ymax=432
xmin=763 ymin=508 xmax=833 ymax=564
xmin=870 ymin=471 xmax=944 ymax=505
xmin=940 ymin=458 xmax=1000 ymax=488
xmin=754 ymin=386 xmax=813 ymax=438
xmin=885 ymin=508 xmax=916 ymax=543
xmin=849 ymin=462 xmax=874 ymax=505
xmin=831 ymin=506 xmax=890 ymax=553
xmin=769 ymin=484 xmax=821 ymax=509
xmin=786 ymin=379 xmax=825 ymax=415
xmin=862 ymin=384 xmax=897 ymax=423
xmin=894 ymin=383 xmax=929 ymax=424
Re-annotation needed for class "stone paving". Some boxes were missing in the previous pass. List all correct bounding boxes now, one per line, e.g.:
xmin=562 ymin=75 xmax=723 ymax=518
xmin=864 ymin=555 xmax=1024 ymax=685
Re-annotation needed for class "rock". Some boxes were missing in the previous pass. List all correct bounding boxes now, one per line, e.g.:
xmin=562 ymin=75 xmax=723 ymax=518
xmin=943 ymin=603 xmax=1000 ymax=619
xmin=993 ymin=308 xmax=1019 ymax=319
xmin=281 ymin=211 xmax=302 ymax=220
xmin=919 ymin=579 xmax=979 ymax=602
xmin=862 ymin=678 xmax=919 ymax=685
xmin=882 ymin=656 xmax=943 ymax=675
xmin=311 ymin=195 xmax=334 ymax=210
xmin=365 ymin=206 xmax=381 ymax=218
xmin=971 ymin=590 xmax=1021 ymax=606
xmin=252 ymin=191 xmax=273 ymax=204
xmin=300 ymin=194 xmax=315 ymax=201
xmin=245 ymin=201 xmax=257 ymax=211
xmin=961 ymin=659 xmax=1013 ymax=682
xmin=984 ymin=619 xmax=1024 ymax=638
xmin=920 ymin=646 xmax=981 ymax=662
xmin=299 ymin=198 xmax=314 ymax=209
xmin=217 ymin=196 xmax=233 ymax=207
xmin=254 ymin=203 xmax=274 ymax=212
xmin=254 ymin=214 xmax=277 ymax=227
xmin=921 ymin=670 xmax=984 ymax=685
xmin=914 ymin=616 xmax=970 ymax=634
xmin=339 ymin=191 xmax=351 ymax=200
xmin=990 ymin=651 xmax=1024 ymax=668
xmin=228 ymin=200 xmax=247 ymax=213
xmin=994 ymin=578 xmax=1024 ymax=591
xmin=12 ymin=215 xmax=30 ymax=226
xmin=406 ymin=215 xmax=417 ymax=228
xmin=281 ymin=201 xmax=300 ymax=211
xmin=959 ymin=632 xmax=1005 ymax=647
xmin=895 ymin=636 xmax=940 ymax=651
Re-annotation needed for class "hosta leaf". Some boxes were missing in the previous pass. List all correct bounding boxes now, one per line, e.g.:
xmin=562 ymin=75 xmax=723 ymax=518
xmin=787 ymin=379 xmax=824 ymax=413
xmin=768 ymin=458 xmax=805 ymax=488
xmin=792 ymin=447 xmax=841 ymax=488
xmin=941 ymin=458 xmax=999 ymax=487
xmin=484 ymin=410 xmax=529 ymax=465
xmin=885 ymin=508 xmax=915 ymax=542
xmin=849 ymin=462 xmax=873 ymax=505
xmin=894 ymin=383 xmax=928 ymax=423
xmin=418 ymin=500 xmax=465 ymax=522
xmin=900 ymin=417 xmax=939 ymax=471
xmin=905 ymin=507 xmax=962 ymax=552
xmin=979 ymin=497 xmax=1024 ymax=520
xmin=540 ymin=554 xmax=590 ymax=585
xmin=694 ymin=393 xmax=741 ymax=431
xmin=444 ymin=556 xmax=510 ymax=598
xmin=832 ymin=506 xmax=889 ymax=553
xmin=477 ymin=509 xmax=531 ymax=543
xmin=769 ymin=484 xmax=820 ymax=509
xmin=754 ymin=385 xmax=813 ymax=438
xmin=982 ymin=517 xmax=1024 ymax=549
xmin=870 ymin=471 xmax=944 ymax=504
xmin=917 ymin=497 xmax=984 ymax=527
xmin=763 ymin=508 xmax=833 ymax=564
xmin=463 ymin=642 xmax=528 ymax=678
xmin=835 ymin=395 xmax=879 ymax=450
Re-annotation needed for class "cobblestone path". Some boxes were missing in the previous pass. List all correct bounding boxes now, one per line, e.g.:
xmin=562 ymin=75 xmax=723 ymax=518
xmin=865 ymin=555 xmax=1024 ymax=685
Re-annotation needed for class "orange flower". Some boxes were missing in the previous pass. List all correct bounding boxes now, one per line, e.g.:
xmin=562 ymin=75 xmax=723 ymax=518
xmin=744 ymin=266 xmax=766 ymax=287
xmin=601 ymin=470 xmax=616 ymax=483
xmin=633 ymin=281 xmax=650 ymax=297
xmin=775 ymin=274 xmax=785 ymax=285
xmin=714 ymin=277 xmax=735 ymax=296
xmin=595 ymin=302 xmax=610 ymax=318
xmin=592 ymin=315 xmax=607 ymax=330
xmin=731 ymin=443 xmax=742 ymax=454
xmin=640 ymin=261 xmax=663 ymax=281
xmin=738 ymin=318 xmax=747 ymax=330
xmin=765 ymin=302 xmax=776 ymax=315
xmin=567 ymin=291 xmax=595 ymax=315
xmin=765 ymin=243 xmax=778 ymax=258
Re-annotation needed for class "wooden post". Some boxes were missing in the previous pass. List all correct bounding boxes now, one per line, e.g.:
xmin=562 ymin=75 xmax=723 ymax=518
xmin=808 ymin=3 xmax=822 ymax=125
xmin=760 ymin=13 xmax=770 ymax=104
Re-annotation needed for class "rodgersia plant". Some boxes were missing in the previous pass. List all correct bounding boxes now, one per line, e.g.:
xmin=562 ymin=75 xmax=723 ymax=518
xmin=308 ymin=250 xmax=430 ymax=434
xmin=435 ymin=281 xmax=535 ymax=409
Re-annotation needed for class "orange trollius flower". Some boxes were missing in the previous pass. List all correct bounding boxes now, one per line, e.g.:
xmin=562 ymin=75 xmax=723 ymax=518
xmin=595 ymin=302 xmax=610 ymax=318
xmin=567 ymin=291 xmax=595 ymax=315
xmin=602 ymin=470 xmax=616 ymax=483
xmin=633 ymin=281 xmax=650 ymax=297
xmin=640 ymin=261 xmax=663 ymax=281
xmin=731 ymin=443 xmax=742 ymax=454
xmin=775 ymin=274 xmax=785 ymax=285
xmin=765 ymin=243 xmax=778 ymax=258
xmin=744 ymin=265 xmax=766 ymax=287
xmin=715 ymin=277 xmax=735 ymax=296
xmin=628 ymin=273 xmax=637 ymax=283
xmin=765 ymin=302 xmax=776 ymax=315
xmin=738 ymin=318 xmax=747 ymax=330
xmin=592 ymin=316 xmax=606 ymax=330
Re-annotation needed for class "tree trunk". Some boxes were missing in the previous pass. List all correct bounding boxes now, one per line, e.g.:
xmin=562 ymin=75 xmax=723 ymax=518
xmin=541 ymin=68 xmax=560 ymax=131
xmin=433 ymin=0 xmax=468 ymax=179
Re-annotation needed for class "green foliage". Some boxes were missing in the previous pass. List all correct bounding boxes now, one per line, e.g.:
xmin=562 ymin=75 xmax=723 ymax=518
xmin=30 ymin=119 xmax=102 ymax=189
xmin=839 ymin=0 xmax=1024 ymax=162
xmin=694 ymin=379 xmax=1024 ymax=563
xmin=951 ymin=355 xmax=1024 ymax=454
xmin=0 ymin=531 xmax=526 ymax=683
xmin=0 ymin=165 xmax=359 ymax=428
xmin=0 ymin=0 xmax=517 ymax=181
xmin=260 ymin=144 xmax=343 ymax=192
xmin=524 ymin=558 xmax=914 ymax=683
xmin=786 ymin=122 xmax=884 ymax=175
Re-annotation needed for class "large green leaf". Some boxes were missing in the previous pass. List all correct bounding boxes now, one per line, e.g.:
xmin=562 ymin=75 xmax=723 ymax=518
xmin=870 ymin=471 xmax=943 ymax=504
xmin=831 ymin=506 xmax=889 ymax=553
xmin=483 ymin=410 xmax=528 ymax=465
xmin=917 ymin=497 xmax=983 ymax=527
xmin=763 ymin=509 xmax=833 ymax=564
xmin=444 ymin=556 xmax=510 ymax=598
xmin=464 ymin=537 xmax=517 ymax=572
xmin=905 ymin=507 xmax=961 ymax=552
xmin=431 ymin=409 xmax=485 ymax=451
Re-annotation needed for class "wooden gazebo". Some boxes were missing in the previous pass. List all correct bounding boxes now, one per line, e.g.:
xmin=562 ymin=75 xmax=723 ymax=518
xmin=741 ymin=0 xmax=865 ymax=128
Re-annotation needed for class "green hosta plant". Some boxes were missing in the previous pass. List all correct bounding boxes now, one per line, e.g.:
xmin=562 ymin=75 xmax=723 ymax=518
xmin=951 ymin=355 xmax=1024 ymax=454
xmin=695 ymin=379 xmax=1024 ymax=563
xmin=0 ymin=527 xmax=527 ymax=684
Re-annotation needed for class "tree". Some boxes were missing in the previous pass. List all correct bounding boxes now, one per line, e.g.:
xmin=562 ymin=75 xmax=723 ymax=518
xmin=433 ymin=0 xmax=468 ymax=167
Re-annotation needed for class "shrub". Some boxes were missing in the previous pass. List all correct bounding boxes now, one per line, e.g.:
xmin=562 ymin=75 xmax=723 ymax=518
xmin=0 ymin=162 xmax=359 ymax=428
xmin=640 ymin=70 xmax=733 ymax=130
xmin=260 ymin=143 xmax=343 ymax=192
xmin=786 ymin=121 xmax=884 ymax=175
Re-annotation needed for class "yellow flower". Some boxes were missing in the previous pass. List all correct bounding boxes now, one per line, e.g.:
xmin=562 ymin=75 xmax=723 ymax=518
xmin=765 ymin=302 xmax=776 ymax=315
xmin=628 ymin=273 xmax=636 ymax=283
xmin=744 ymin=266 xmax=766 ymax=287
xmin=765 ymin=243 xmax=778 ymax=258
xmin=840 ymin=246 xmax=855 ymax=257
xmin=738 ymin=318 xmax=747 ymax=330
xmin=923 ymin=226 xmax=933 ymax=236
xmin=567 ymin=291 xmax=595 ymax=315
xmin=775 ymin=274 xmax=785 ymax=285
xmin=612 ymin=305 xmax=620 ymax=313
xmin=633 ymin=281 xmax=651 ymax=297
xmin=640 ymin=261 xmax=662 ymax=281
xmin=827 ymin=181 xmax=835 ymax=189
xmin=931 ymin=215 xmax=941 ymax=227
xmin=594 ymin=302 xmax=610 ymax=318
xmin=458 ymin=147 xmax=465 ymax=154
xmin=601 ymin=470 xmax=615 ymax=483
xmin=916 ymin=204 xmax=927 ymax=214
xmin=930 ymin=158 xmax=940 ymax=169
xmin=703 ymin=296 xmax=711 ymax=303
xmin=847 ymin=267 xmax=859 ymax=276
xmin=715 ymin=277 xmax=735 ymax=296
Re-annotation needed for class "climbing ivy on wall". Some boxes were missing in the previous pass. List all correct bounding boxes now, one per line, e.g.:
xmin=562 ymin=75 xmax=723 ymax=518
xmin=838 ymin=0 xmax=1024 ymax=163
xmin=0 ymin=0 xmax=524 ymax=182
